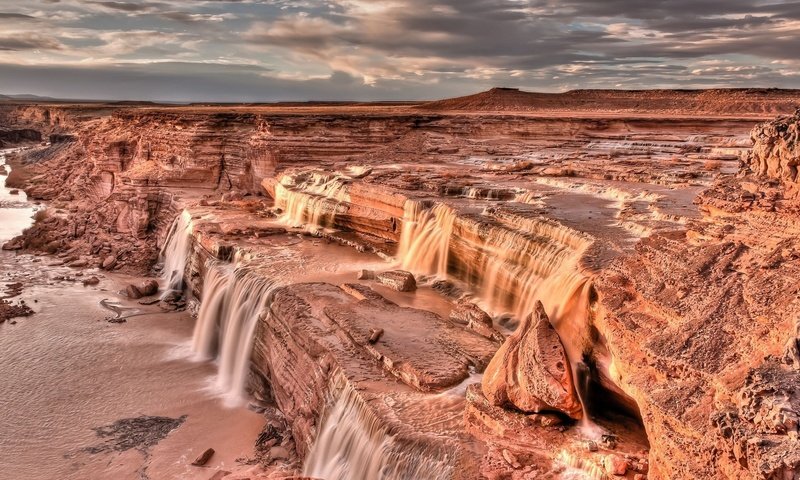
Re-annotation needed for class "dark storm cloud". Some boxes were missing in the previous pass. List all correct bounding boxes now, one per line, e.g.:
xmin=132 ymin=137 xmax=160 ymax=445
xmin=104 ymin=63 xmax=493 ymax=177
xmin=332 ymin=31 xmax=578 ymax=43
xmin=0 ymin=0 xmax=799 ymax=100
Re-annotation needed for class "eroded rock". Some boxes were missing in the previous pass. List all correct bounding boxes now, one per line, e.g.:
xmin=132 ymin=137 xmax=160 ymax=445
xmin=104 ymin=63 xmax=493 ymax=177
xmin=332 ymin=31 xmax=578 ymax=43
xmin=481 ymin=301 xmax=582 ymax=419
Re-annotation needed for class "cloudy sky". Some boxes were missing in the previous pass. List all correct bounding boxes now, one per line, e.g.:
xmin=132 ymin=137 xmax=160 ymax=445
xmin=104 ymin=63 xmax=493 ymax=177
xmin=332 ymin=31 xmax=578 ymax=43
xmin=0 ymin=0 xmax=799 ymax=101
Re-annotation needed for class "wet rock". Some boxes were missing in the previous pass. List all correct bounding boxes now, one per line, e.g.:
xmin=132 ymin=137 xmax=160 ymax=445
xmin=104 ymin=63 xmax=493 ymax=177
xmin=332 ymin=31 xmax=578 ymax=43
xmin=375 ymin=270 xmax=416 ymax=292
xmin=192 ymin=447 xmax=215 ymax=466
xmin=138 ymin=279 xmax=159 ymax=297
xmin=339 ymin=283 xmax=388 ymax=303
xmin=587 ymin=441 xmax=599 ymax=452
xmin=481 ymin=301 xmax=582 ymax=419
xmin=125 ymin=284 xmax=143 ymax=299
xmin=82 ymin=276 xmax=100 ymax=286
xmin=8 ymin=189 xmax=19 ymax=195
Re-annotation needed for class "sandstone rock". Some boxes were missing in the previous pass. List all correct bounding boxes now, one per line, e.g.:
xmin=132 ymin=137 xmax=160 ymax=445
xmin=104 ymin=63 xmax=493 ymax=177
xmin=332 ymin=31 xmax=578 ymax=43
xmin=368 ymin=328 xmax=384 ymax=344
xmin=82 ymin=276 xmax=100 ymax=286
xmin=481 ymin=301 xmax=582 ymax=419
xmin=68 ymin=258 xmax=89 ymax=268
xmin=604 ymin=454 xmax=628 ymax=476
xmin=357 ymin=269 xmax=374 ymax=280
xmin=192 ymin=447 xmax=215 ymax=466
xmin=207 ymin=471 xmax=231 ymax=480
xmin=375 ymin=270 xmax=416 ymax=292
xmin=101 ymin=256 xmax=117 ymax=270
xmin=339 ymin=283 xmax=388 ymax=303
xmin=138 ymin=279 xmax=159 ymax=297
xmin=8 ymin=189 xmax=18 ymax=195
xmin=125 ymin=284 xmax=143 ymax=299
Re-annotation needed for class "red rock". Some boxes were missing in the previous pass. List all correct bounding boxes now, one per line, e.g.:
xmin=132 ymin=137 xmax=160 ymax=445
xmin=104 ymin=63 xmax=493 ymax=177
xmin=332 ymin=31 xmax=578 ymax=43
xmin=604 ymin=454 xmax=628 ymax=476
xmin=375 ymin=270 xmax=416 ymax=292
xmin=481 ymin=301 xmax=582 ymax=419
xmin=192 ymin=447 xmax=215 ymax=466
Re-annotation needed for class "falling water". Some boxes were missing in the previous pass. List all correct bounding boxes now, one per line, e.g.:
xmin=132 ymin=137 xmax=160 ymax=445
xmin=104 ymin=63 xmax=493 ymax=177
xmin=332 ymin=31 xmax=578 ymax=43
xmin=395 ymin=199 xmax=599 ymax=423
xmin=274 ymin=171 xmax=350 ymax=229
xmin=192 ymin=263 xmax=276 ymax=402
xmin=397 ymin=201 xmax=456 ymax=278
xmin=159 ymin=210 xmax=193 ymax=299
xmin=303 ymin=381 xmax=455 ymax=480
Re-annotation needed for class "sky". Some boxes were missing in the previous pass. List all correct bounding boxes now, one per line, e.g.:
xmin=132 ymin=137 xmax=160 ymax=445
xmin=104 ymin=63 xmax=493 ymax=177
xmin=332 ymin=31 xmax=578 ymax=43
xmin=0 ymin=0 xmax=799 ymax=102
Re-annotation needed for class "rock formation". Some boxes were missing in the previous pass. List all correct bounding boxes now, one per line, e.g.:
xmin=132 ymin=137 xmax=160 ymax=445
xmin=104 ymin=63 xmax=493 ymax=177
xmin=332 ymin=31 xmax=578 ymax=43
xmin=482 ymin=301 xmax=582 ymax=419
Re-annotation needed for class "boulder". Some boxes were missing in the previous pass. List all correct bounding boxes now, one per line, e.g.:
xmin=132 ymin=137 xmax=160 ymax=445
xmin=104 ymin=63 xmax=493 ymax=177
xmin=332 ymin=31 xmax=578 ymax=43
xmin=191 ymin=447 xmax=215 ymax=466
xmin=375 ymin=270 xmax=416 ymax=292
xmin=125 ymin=284 xmax=143 ymax=299
xmin=481 ymin=301 xmax=582 ymax=419
xmin=82 ymin=276 xmax=100 ymax=286
xmin=138 ymin=279 xmax=159 ymax=296
xmin=101 ymin=256 xmax=117 ymax=270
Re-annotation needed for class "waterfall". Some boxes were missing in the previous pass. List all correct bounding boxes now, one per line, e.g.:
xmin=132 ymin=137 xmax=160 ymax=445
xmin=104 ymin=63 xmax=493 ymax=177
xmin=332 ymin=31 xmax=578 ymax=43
xmin=395 ymin=200 xmax=598 ymax=422
xmin=397 ymin=201 xmax=456 ymax=278
xmin=274 ymin=171 xmax=350 ymax=230
xmin=192 ymin=263 xmax=276 ymax=402
xmin=159 ymin=210 xmax=193 ymax=299
xmin=303 ymin=382 xmax=455 ymax=480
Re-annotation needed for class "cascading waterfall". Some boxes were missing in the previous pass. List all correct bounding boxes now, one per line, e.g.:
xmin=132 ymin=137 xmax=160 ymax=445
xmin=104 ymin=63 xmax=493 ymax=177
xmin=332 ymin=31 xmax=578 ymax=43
xmin=274 ymin=171 xmax=350 ymax=230
xmin=303 ymin=381 xmax=454 ymax=480
xmin=192 ymin=263 xmax=276 ymax=402
xmin=159 ymin=209 xmax=193 ymax=299
xmin=397 ymin=201 xmax=456 ymax=278
xmin=395 ymin=199 xmax=599 ymax=425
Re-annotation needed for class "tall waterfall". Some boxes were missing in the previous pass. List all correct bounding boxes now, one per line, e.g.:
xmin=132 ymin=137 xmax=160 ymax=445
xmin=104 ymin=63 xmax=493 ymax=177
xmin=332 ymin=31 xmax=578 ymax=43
xmin=397 ymin=201 xmax=456 ymax=278
xmin=159 ymin=210 xmax=193 ymax=299
xmin=192 ymin=263 xmax=276 ymax=402
xmin=303 ymin=382 xmax=454 ymax=480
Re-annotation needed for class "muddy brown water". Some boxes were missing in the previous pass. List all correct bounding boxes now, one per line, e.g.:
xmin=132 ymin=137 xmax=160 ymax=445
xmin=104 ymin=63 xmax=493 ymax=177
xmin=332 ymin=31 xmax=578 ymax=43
xmin=0 ymin=253 xmax=265 ymax=480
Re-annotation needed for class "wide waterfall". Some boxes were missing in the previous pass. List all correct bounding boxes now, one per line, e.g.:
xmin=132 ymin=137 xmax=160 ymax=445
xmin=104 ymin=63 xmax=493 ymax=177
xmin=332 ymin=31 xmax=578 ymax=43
xmin=192 ymin=263 xmax=276 ymax=402
xmin=303 ymin=381 xmax=454 ymax=480
xmin=274 ymin=171 xmax=350 ymax=229
xmin=159 ymin=209 xmax=193 ymax=299
xmin=395 ymin=199 xmax=598 ymax=423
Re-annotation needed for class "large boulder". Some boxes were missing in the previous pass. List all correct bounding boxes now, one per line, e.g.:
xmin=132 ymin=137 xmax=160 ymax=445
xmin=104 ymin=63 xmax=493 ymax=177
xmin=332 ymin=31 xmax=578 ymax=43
xmin=481 ymin=301 xmax=582 ymax=419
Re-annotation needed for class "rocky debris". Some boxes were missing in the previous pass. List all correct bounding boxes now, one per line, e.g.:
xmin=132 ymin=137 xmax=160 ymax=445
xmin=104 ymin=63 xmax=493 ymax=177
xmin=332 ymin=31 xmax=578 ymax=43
xmin=481 ymin=301 xmax=582 ymax=420
xmin=192 ymin=447 xmax=215 ymax=466
xmin=0 ymin=298 xmax=34 ymax=323
xmin=84 ymin=415 xmax=187 ymax=454
xmin=125 ymin=279 xmax=159 ymax=299
xmin=2 ymin=282 xmax=24 ymax=299
xmin=604 ymin=454 xmax=628 ymax=476
xmin=375 ymin=270 xmax=416 ymax=292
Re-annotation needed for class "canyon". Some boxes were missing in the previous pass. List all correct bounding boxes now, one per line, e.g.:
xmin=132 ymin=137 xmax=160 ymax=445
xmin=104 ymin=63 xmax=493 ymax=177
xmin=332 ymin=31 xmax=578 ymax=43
xmin=0 ymin=88 xmax=799 ymax=480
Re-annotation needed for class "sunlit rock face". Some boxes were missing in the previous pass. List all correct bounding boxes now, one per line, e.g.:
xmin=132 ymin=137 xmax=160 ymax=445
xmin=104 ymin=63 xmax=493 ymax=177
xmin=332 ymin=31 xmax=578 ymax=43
xmin=5 ymin=89 xmax=800 ymax=479
xmin=746 ymin=109 xmax=800 ymax=191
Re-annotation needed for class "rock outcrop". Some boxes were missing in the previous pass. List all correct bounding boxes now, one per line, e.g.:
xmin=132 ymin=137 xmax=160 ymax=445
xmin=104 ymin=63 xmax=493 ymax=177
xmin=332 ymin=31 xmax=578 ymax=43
xmin=746 ymin=109 xmax=800 ymax=193
xmin=482 ymin=301 xmax=582 ymax=419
